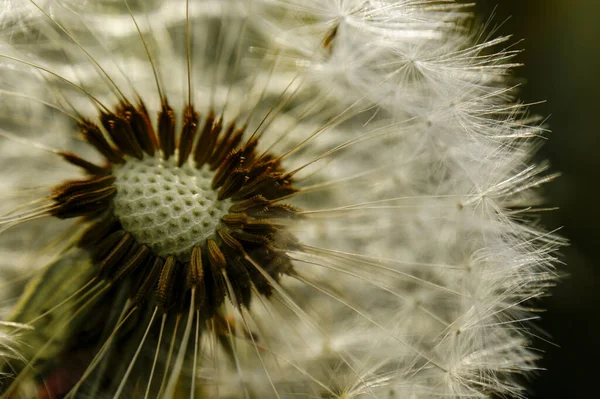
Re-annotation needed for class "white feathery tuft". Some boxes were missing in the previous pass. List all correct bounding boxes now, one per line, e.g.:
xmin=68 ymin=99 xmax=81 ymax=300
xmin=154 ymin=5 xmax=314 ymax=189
xmin=0 ymin=0 xmax=560 ymax=398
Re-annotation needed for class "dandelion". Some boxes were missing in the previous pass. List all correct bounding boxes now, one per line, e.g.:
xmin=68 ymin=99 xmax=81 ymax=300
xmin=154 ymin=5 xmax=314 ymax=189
xmin=0 ymin=0 xmax=560 ymax=398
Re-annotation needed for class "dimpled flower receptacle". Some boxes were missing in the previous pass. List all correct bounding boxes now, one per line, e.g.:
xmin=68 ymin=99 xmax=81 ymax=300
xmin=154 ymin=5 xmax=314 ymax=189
xmin=111 ymin=156 xmax=230 ymax=259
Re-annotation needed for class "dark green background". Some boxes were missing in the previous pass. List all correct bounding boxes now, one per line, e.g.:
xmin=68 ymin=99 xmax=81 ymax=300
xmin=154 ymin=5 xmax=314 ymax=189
xmin=474 ymin=1 xmax=599 ymax=398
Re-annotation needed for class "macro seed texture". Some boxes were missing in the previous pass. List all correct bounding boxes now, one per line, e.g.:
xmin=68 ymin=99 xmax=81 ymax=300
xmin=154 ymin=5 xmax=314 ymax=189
xmin=112 ymin=157 xmax=230 ymax=259
xmin=0 ymin=1 xmax=560 ymax=398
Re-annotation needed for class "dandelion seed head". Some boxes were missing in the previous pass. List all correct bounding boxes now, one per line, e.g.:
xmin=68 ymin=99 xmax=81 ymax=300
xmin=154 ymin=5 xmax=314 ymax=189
xmin=0 ymin=0 xmax=561 ymax=397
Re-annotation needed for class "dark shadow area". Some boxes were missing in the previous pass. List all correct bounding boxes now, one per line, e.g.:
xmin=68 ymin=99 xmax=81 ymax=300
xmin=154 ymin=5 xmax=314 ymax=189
xmin=473 ymin=2 xmax=600 ymax=398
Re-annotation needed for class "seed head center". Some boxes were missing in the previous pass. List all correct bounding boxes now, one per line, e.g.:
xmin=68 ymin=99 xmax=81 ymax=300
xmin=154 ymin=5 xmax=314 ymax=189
xmin=112 ymin=156 xmax=230 ymax=260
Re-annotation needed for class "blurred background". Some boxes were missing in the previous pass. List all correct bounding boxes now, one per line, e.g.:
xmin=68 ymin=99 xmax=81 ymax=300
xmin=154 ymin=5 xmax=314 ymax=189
xmin=473 ymin=1 xmax=599 ymax=398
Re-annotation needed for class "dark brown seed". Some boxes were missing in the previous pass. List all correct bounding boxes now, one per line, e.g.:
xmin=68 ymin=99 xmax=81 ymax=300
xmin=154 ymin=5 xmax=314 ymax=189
xmin=257 ymin=203 xmax=300 ymax=219
xmin=230 ymin=173 xmax=273 ymax=200
xmin=202 ymin=117 xmax=223 ymax=165
xmin=51 ymin=186 xmax=117 ymax=219
xmin=52 ymin=176 xmax=116 ymax=203
xmin=217 ymin=169 xmax=248 ymax=200
xmin=118 ymin=101 xmax=156 ymax=156
xmin=112 ymin=245 xmax=150 ymax=282
xmin=239 ymin=137 xmax=259 ymax=164
xmin=59 ymin=152 xmax=110 ymax=176
xmin=204 ymin=246 xmax=226 ymax=312
xmin=100 ymin=111 xmax=144 ymax=159
xmin=243 ymin=220 xmax=277 ymax=235
xmin=323 ymin=23 xmax=339 ymax=50
xmin=212 ymin=149 xmax=243 ymax=189
xmin=136 ymin=98 xmax=158 ymax=153
xmin=135 ymin=257 xmax=163 ymax=303
xmin=178 ymin=104 xmax=200 ymax=166
xmin=223 ymin=256 xmax=252 ymax=308
xmin=218 ymin=236 xmax=260 ymax=304
xmin=156 ymin=256 xmax=177 ymax=310
xmin=242 ymin=250 xmax=274 ymax=297
xmin=78 ymin=215 xmax=119 ymax=249
xmin=245 ymin=158 xmax=279 ymax=180
xmin=209 ymin=120 xmax=237 ymax=166
xmin=98 ymin=232 xmax=134 ymax=276
xmin=233 ymin=171 xmax=296 ymax=201
xmin=207 ymin=239 xmax=227 ymax=271
xmin=187 ymin=245 xmax=204 ymax=288
xmin=158 ymin=99 xmax=176 ymax=160
xmin=230 ymin=230 xmax=272 ymax=246
xmin=55 ymin=183 xmax=116 ymax=206
xmin=193 ymin=111 xmax=218 ymax=166
xmin=218 ymin=229 xmax=245 ymax=253
xmin=229 ymin=195 xmax=270 ymax=214
xmin=93 ymin=230 xmax=127 ymax=262
xmin=79 ymin=120 xmax=124 ymax=164
xmin=220 ymin=213 xmax=248 ymax=229
xmin=210 ymin=123 xmax=246 ymax=170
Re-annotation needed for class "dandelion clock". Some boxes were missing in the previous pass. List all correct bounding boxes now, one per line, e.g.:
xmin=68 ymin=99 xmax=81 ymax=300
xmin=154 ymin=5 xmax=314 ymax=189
xmin=0 ymin=1 xmax=560 ymax=398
